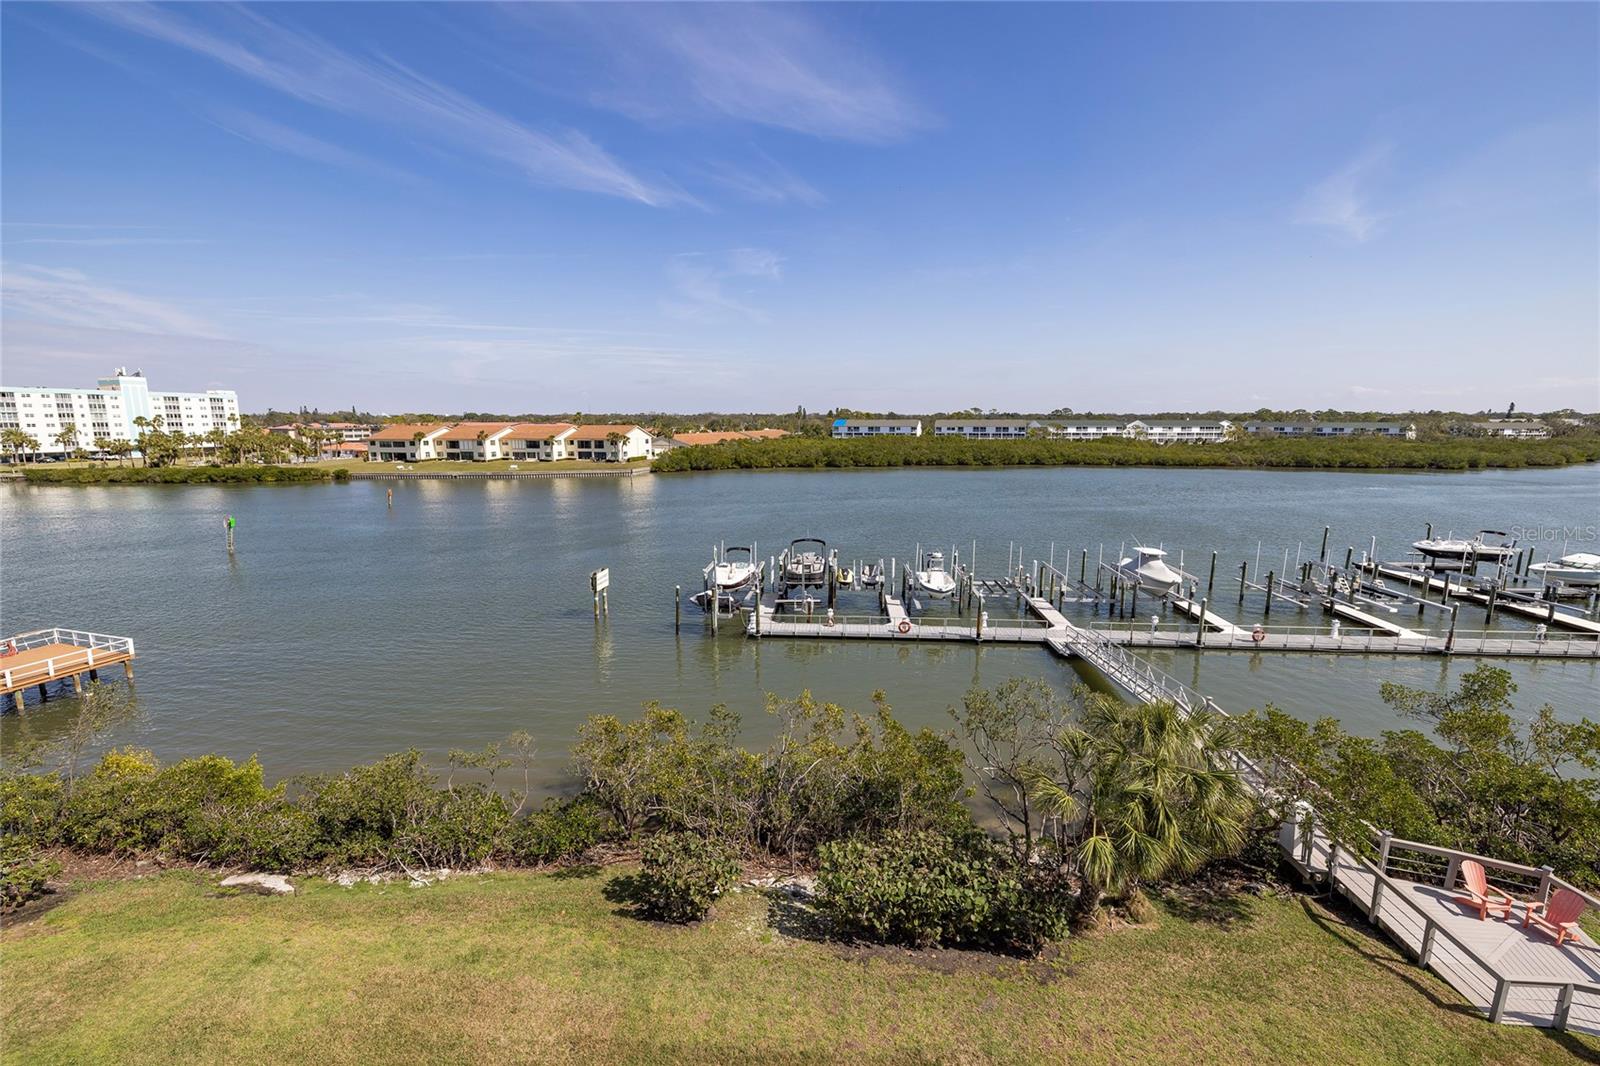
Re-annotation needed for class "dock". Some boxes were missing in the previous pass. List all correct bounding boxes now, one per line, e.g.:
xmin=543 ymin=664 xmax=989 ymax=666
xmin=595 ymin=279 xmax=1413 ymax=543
xmin=1328 ymin=601 xmax=1424 ymax=639
xmin=1170 ymin=595 xmax=1241 ymax=636
xmin=2 ymin=628 xmax=136 ymax=711
xmin=1368 ymin=563 xmax=1600 ymax=635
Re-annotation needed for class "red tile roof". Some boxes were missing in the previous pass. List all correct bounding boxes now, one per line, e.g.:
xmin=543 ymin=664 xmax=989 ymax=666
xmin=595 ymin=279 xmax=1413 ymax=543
xmin=437 ymin=422 xmax=518 ymax=442
xmin=503 ymin=422 xmax=578 ymax=441
xmin=369 ymin=423 xmax=450 ymax=442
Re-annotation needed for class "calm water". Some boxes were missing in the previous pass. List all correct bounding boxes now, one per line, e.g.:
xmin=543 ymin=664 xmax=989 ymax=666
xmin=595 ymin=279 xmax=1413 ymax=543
xmin=4 ymin=465 xmax=1598 ymax=789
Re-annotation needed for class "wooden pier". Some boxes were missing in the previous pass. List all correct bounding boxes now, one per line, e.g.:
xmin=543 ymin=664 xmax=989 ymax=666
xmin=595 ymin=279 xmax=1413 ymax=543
xmin=1 ymin=628 xmax=136 ymax=711
xmin=1328 ymin=601 xmax=1424 ymax=639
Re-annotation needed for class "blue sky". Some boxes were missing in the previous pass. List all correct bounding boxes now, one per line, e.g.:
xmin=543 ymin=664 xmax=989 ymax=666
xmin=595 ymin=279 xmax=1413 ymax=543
xmin=3 ymin=2 xmax=1596 ymax=414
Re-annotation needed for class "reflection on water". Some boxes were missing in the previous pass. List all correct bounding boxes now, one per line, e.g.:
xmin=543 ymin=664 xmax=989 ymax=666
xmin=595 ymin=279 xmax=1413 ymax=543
xmin=3 ymin=464 xmax=1597 ymax=786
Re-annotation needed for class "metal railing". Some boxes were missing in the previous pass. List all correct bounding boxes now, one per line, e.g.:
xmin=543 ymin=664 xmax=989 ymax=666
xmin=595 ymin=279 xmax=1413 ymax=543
xmin=1091 ymin=619 xmax=1599 ymax=657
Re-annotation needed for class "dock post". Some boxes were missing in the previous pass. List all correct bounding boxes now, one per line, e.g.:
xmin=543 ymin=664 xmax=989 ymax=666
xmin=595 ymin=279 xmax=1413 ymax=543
xmin=89 ymin=669 xmax=99 ymax=681
xmin=675 ymin=586 xmax=681 ymax=632
xmin=1263 ymin=571 xmax=1274 ymax=617
xmin=1197 ymin=598 xmax=1207 ymax=648
xmin=1238 ymin=561 xmax=1248 ymax=604
xmin=1485 ymin=586 xmax=1497 ymax=625
xmin=36 ymin=683 xmax=48 ymax=703
xmin=1445 ymin=606 xmax=1457 ymax=652
xmin=1130 ymin=581 xmax=1139 ymax=618
xmin=124 ymin=661 xmax=134 ymax=681
xmin=1344 ymin=546 xmax=1353 ymax=571
xmin=1425 ymin=522 xmax=1433 ymax=541
xmin=71 ymin=673 xmax=82 ymax=694
xmin=1080 ymin=548 xmax=1087 ymax=584
xmin=1319 ymin=526 xmax=1330 ymax=563
xmin=712 ymin=589 xmax=719 ymax=632
xmin=976 ymin=593 xmax=984 ymax=641
xmin=1207 ymin=551 xmax=1217 ymax=595
xmin=12 ymin=691 xmax=23 ymax=713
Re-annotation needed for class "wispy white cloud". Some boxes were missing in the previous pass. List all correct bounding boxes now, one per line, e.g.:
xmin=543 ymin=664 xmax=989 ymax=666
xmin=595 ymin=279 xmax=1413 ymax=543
xmin=207 ymin=107 xmax=422 ymax=184
xmin=86 ymin=3 xmax=689 ymax=206
xmin=4 ymin=236 xmax=209 ymax=247
xmin=543 ymin=5 xmax=928 ymax=143
xmin=2 ymin=264 xmax=219 ymax=336
xmin=661 ymin=248 xmax=784 ymax=323
xmin=702 ymin=152 xmax=827 ymax=207
xmin=1295 ymin=145 xmax=1391 ymax=243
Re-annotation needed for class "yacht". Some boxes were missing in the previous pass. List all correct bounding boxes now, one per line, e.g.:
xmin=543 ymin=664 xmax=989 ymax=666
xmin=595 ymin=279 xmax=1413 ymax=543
xmin=910 ymin=550 xmax=957 ymax=598
xmin=1528 ymin=552 xmax=1600 ymax=587
xmin=1411 ymin=530 xmax=1518 ymax=567
xmin=1114 ymin=545 xmax=1183 ymax=595
xmin=782 ymin=538 xmax=829 ymax=587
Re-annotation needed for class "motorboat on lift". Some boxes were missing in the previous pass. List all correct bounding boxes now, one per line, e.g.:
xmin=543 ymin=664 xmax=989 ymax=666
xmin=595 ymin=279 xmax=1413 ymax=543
xmin=1411 ymin=530 xmax=1518 ymax=567
xmin=782 ymin=538 xmax=829 ymax=587
xmin=1528 ymin=552 xmax=1600 ymax=587
xmin=859 ymin=562 xmax=884 ymax=588
xmin=708 ymin=546 xmax=758 ymax=591
xmin=910 ymin=550 xmax=957 ymax=598
xmin=1114 ymin=545 xmax=1184 ymax=595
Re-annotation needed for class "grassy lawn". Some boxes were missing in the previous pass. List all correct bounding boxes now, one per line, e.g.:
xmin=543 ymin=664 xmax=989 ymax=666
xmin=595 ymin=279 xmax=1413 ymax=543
xmin=294 ymin=457 xmax=651 ymax=474
xmin=2 ymin=870 xmax=1592 ymax=1065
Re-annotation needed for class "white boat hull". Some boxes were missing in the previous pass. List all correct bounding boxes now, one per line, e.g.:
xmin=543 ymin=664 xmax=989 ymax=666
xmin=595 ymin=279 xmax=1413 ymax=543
xmin=711 ymin=563 xmax=756 ymax=591
xmin=912 ymin=573 xmax=957 ymax=598
xmin=1529 ymin=554 xmax=1600 ymax=587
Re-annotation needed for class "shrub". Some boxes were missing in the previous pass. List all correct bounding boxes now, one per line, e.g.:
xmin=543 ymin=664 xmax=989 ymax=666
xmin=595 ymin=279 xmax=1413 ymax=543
xmin=635 ymin=831 xmax=741 ymax=923
xmin=502 ymin=796 xmax=615 ymax=865
xmin=22 ymin=465 xmax=342 ymax=485
xmin=0 ymin=773 xmax=64 ymax=847
xmin=1 ymin=835 xmax=62 ymax=911
xmin=816 ymin=829 xmax=1070 ymax=954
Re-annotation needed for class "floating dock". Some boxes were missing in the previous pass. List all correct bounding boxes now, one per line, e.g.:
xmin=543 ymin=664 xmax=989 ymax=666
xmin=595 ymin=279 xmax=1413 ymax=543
xmin=1170 ymin=595 xmax=1242 ymax=636
xmin=1 ymin=628 xmax=136 ymax=711
xmin=1327 ymin=601 xmax=1424 ymax=639
xmin=1366 ymin=563 xmax=1600 ymax=635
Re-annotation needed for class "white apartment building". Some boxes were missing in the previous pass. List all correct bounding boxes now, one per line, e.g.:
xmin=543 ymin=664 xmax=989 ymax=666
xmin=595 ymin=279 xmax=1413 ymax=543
xmin=932 ymin=419 xmax=1040 ymax=439
xmin=569 ymin=425 xmax=654 ymax=461
xmin=832 ymin=418 xmax=923 ymax=438
xmin=0 ymin=368 xmax=240 ymax=456
xmin=1471 ymin=421 xmax=1550 ymax=440
xmin=1127 ymin=419 xmax=1234 ymax=444
xmin=366 ymin=423 xmax=451 ymax=462
xmin=504 ymin=423 xmax=578 ymax=461
xmin=438 ymin=422 xmax=519 ymax=461
xmin=1046 ymin=420 xmax=1129 ymax=441
xmin=1244 ymin=421 xmax=1416 ymax=440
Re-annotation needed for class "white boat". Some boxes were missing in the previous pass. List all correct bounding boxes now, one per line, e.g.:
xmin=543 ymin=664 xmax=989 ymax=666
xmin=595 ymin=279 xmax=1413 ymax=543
xmin=1411 ymin=530 xmax=1517 ymax=566
xmin=783 ymin=538 xmax=829 ymax=587
xmin=910 ymin=550 xmax=957 ymax=598
xmin=1115 ymin=546 xmax=1184 ymax=595
xmin=859 ymin=562 xmax=884 ymax=588
xmin=1528 ymin=552 xmax=1600 ymax=587
xmin=708 ymin=546 xmax=758 ymax=591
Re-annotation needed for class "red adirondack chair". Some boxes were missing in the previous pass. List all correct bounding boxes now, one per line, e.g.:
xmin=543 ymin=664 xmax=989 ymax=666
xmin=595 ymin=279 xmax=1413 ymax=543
xmin=1452 ymin=859 xmax=1514 ymax=920
xmin=1523 ymin=888 xmax=1588 ymax=947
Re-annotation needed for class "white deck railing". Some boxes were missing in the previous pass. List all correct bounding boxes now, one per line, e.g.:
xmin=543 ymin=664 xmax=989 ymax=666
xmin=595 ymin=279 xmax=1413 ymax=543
xmin=2 ymin=628 xmax=135 ymax=692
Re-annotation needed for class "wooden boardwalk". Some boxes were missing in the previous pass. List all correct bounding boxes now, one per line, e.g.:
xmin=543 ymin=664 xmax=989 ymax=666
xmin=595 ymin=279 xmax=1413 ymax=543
xmin=2 ymin=628 xmax=136 ymax=711
xmin=1328 ymin=601 xmax=1423 ymax=639
xmin=1170 ymin=596 xmax=1241 ymax=635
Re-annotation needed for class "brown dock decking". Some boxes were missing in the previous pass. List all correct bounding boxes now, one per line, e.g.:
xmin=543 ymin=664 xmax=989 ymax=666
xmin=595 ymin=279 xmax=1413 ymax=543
xmin=1 ymin=628 xmax=136 ymax=711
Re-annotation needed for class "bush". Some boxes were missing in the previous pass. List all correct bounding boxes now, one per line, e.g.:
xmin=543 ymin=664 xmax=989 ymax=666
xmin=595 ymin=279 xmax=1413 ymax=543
xmin=816 ymin=829 xmax=1070 ymax=954
xmin=22 ymin=465 xmax=343 ymax=485
xmin=502 ymin=796 xmax=615 ymax=865
xmin=0 ymin=773 xmax=64 ymax=847
xmin=635 ymin=832 xmax=741 ymax=923
xmin=1 ymin=835 xmax=62 ymax=911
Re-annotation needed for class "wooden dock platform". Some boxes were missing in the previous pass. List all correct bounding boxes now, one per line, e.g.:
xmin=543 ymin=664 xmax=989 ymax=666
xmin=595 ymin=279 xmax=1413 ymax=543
xmin=1328 ymin=601 xmax=1424 ymax=639
xmin=1102 ymin=629 xmax=1598 ymax=658
xmin=1170 ymin=596 xmax=1241 ymax=635
xmin=2 ymin=628 xmax=136 ymax=711
xmin=1369 ymin=564 xmax=1600 ymax=635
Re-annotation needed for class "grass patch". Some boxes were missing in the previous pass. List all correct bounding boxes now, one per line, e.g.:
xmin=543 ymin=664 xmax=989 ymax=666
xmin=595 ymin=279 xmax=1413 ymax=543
xmin=2 ymin=870 xmax=1591 ymax=1065
xmin=21 ymin=465 xmax=347 ymax=485
xmin=651 ymin=434 xmax=1600 ymax=473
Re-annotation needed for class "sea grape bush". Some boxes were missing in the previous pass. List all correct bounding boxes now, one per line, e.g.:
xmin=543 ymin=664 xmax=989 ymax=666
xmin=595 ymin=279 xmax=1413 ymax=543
xmin=816 ymin=829 xmax=1071 ymax=953
xmin=635 ymin=831 xmax=741 ymax=923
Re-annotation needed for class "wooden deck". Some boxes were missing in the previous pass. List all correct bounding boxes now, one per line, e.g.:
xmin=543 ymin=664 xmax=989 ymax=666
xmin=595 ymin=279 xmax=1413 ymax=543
xmin=1283 ymin=826 xmax=1600 ymax=1034
xmin=2 ymin=628 xmax=136 ymax=708
xmin=1328 ymin=601 xmax=1423 ymax=639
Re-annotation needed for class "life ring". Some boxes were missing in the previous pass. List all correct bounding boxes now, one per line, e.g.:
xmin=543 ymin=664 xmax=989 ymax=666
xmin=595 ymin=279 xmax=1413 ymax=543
xmin=897 ymin=620 xmax=912 ymax=634
xmin=1251 ymin=625 xmax=1266 ymax=644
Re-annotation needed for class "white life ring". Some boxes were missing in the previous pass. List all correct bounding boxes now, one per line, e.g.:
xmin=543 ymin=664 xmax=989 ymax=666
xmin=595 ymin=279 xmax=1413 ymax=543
xmin=897 ymin=620 xmax=912 ymax=634
xmin=1251 ymin=625 xmax=1266 ymax=644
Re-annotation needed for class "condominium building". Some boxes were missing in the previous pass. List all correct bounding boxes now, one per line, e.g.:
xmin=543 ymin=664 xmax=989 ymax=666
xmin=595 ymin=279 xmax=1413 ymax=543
xmin=1127 ymin=419 xmax=1234 ymax=444
xmin=438 ymin=422 xmax=519 ymax=461
xmin=503 ymin=423 xmax=578 ymax=462
xmin=831 ymin=418 xmax=923 ymax=438
xmin=1045 ymin=421 xmax=1129 ymax=441
xmin=269 ymin=421 xmax=378 ymax=442
xmin=1243 ymin=421 xmax=1416 ymax=439
xmin=1471 ymin=421 xmax=1550 ymax=440
xmin=932 ymin=419 xmax=1040 ymax=439
xmin=366 ymin=423 xmax=451 ymax=462
xmin=569 ymin=425 xmax=654 ymax=461
xmin=0 ymin=368 xmax=240 ymax=456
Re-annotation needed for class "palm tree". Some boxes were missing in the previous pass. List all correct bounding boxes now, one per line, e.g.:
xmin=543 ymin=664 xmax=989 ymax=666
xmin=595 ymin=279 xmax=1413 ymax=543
xmin=1028 ymin=696 xmax=1249 ymax=924
xmin=53 ymin=422 xmax=79 ymax=459
xmin=0 ymin=428 xmax=27 ymax=465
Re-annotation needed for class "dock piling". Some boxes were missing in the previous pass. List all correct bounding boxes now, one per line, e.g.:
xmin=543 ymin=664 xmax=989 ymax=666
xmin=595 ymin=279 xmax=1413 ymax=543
xmin=1320 ymin=526 xmax=1330 ymax=563
xmin=675 ymin=586 xmax=681 ymax=632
